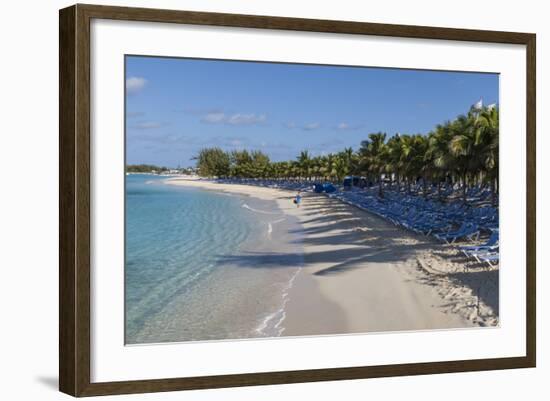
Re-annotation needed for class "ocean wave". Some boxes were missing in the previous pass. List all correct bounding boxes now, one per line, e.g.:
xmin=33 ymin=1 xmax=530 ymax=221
xmin=267 ymin=218 xmax=286 ymax=239
xmin=254 ymin=265 xmax=302 ymax=337
xmin=242 ymin=203 xmax=281 ymax=215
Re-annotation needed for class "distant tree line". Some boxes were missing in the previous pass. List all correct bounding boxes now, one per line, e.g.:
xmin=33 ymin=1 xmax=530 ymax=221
xmin=126 ymin=164 xmax=168 ymax=173
xmin=194 ymin=105 xmax=499 ymax=203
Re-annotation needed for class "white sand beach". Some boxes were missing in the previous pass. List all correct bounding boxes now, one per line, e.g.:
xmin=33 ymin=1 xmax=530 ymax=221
xmin=166 ymin=177 xmax=499 ymax=336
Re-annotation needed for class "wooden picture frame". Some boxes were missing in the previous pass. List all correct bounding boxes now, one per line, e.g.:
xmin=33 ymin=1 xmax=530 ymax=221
xmin=59 ymin=3 xmax=536 ymax=397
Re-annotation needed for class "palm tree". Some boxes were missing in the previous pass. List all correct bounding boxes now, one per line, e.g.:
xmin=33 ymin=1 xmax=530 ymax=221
xmin=333 ymin=154 xmax=348 ymax=183
xmin=449 ymin=111 xmax=492 ymax=202
xmin=192 ymin=104 xmax=498 ymax=206
xmin=281 ymin=161 xmax=291 ymax=181
xmin=317 ymin=155 xmax=329 ymax=181
xmin=449 ymin=115 xmax=470 ymax=201
xmin=385 ymin=134 xmax=403 ymax=191
xmin=394 ymin=134 xmax=429 ymax=196
xmin=399 ymin=135 xmax=416 ymax=193
xmin=341 ymin=147 xmax=357 ymax=178
xmin=474 ymin=106 xmax=499 ymax=205
xmin=359 ymin=132 xmax=387 ymax=197
xmin=426 ymin=122 xmax=455 ymax=199
xmin=290 ymin=161 xmax=300 ymax=181
xmin=412 ymin=135 xmax=430 ymax=197
xmin=311 ymin=156 xmax=324 ymax=180
xmin=326 ymin=153 xmax=337 ymax=182
xmin=297 ymin=150 xmax=311 ymax=181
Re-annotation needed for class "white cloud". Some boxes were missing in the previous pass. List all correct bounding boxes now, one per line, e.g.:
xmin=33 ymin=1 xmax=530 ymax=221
xmin=227 ymin=113 xmax=266 ymax=125
xmin=284 ymin=121 xmax=322 ymax=131
xmin=303 ymin=122 xmax=321 ymax=131
xmin=284 ymin=122 xmax=297 ymax=129
xmin=337 ymin=122 xmax=350 ymax=130
xmin=201 ymin=112 xmax=226 ymax=123
xmin=206 ymin=136 xmax=250 ymax=148
xmin=335 ymin=122 xmax=365 ymax=131
xmin=126 ymin=77 xmax=147 ymax=94
xmin=200 ymin=111 xmax=267 ymax=126
xmin=131 ymin=121 xmax=165 ymax=129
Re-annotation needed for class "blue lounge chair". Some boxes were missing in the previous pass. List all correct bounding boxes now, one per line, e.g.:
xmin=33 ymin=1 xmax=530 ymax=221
xmin=414 ymin=219 xmax=451 ymax=236
xmin=434 ymin=222 xmax=479 ymax=244
xmin=478 ymin=253 xmax=499 ymax=268
xmin=471 ymin=249 xmax=499 ymax=268
xmin=459 ymin=231 xmax=499 ymax=257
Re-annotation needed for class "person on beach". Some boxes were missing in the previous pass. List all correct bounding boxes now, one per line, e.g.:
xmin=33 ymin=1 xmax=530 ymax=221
xmin=294 ymin=192 xmax=302 ymax=208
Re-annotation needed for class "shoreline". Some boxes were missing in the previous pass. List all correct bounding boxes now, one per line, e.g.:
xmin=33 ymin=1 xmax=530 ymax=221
xmin=166 ymin=177 xmax=498 ymax=337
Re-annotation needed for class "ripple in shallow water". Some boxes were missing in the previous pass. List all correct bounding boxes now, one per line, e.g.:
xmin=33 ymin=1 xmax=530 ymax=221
xmin=125 ymin=175 xmax=304 ymax=344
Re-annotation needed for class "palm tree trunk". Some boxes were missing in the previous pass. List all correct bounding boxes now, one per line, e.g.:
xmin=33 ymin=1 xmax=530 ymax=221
xmin=423 ymin=175 xmax=428 ymax=198
xmin=462 ymin=172 xmax=467 ymax=203
xmin=396 ymin=174 xmax=400 ymax=192
xmin=491 ymin=178 xmax=497 ymax=206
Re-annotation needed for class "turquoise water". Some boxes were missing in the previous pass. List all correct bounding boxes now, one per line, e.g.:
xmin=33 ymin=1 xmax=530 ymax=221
xmin=125 ymin=175 xmax=303 ymax=344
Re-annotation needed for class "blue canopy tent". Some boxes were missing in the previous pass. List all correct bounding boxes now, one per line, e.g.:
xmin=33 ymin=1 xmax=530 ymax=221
xmin=343 ymin=177 xmax=353 ymax=190
xmin=313 ymin=183 xmax=324 ymax=193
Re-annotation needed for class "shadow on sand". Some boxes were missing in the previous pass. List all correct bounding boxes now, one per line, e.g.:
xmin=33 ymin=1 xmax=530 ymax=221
xmin=217 ymin=192 xmax=500 ymax=317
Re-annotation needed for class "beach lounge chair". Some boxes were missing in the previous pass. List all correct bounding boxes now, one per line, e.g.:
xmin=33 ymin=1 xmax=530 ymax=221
xmin=471 ymin=249 xmax=499 ymax=268
xmin=459 ymin=231 xmax=499 ymax=257
xmin=414 ymin=218 xmax=451 ymax=236
xmin=434 ymin=222 xmax=479 ymax=244
xmin=478 ymin=253 xmax=499 ymax=268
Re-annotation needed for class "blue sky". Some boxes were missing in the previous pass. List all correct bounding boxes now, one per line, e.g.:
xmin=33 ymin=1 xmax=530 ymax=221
xmin=126 ymin=56 xmax=499 ymax=168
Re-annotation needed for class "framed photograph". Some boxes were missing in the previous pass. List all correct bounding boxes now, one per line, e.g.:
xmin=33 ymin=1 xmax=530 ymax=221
xmin=59 ymin=4 xmax=536 ymax=397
